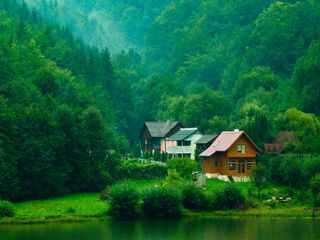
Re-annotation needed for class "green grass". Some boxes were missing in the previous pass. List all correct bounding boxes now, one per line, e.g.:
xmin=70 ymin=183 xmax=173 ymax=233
xmin=15 ymin=193 xmax=107 ymax=218
xmin=0 ymin=179 xmax=317 ymax=224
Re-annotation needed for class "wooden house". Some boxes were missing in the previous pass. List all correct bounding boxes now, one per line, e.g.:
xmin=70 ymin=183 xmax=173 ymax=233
xmin=200 ymin=130 xmax=261 ymax=181
xmin=165 ymin=128 xmax=203 ymax=160
xmin=140 ymin=121 xmax=182 ymax=152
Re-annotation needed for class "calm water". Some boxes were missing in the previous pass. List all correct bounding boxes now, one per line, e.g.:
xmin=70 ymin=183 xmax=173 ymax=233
xmin=0 ymin=218 xmax=319 ymax=240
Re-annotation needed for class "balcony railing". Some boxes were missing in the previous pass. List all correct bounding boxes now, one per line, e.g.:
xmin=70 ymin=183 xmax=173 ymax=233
xmin=167 ymin=146 xmax=193 ymax=154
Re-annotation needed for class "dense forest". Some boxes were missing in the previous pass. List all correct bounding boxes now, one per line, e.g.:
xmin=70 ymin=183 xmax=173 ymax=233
xmin=0 ymin=0 xmax=320 ymax=201
xmin=0 ymin=0 xmax=132 ymax=200
xmin=26 ymin=0 xmax=320 ymax=148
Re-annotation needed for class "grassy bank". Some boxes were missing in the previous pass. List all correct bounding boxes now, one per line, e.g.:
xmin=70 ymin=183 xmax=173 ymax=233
xmin=0 ymin=179 xmax=317 ymax=224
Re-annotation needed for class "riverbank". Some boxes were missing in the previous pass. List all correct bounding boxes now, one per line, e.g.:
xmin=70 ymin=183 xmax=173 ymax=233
xmin=1 ymin=179 xmax=318 ymax=225
xmin=0 ymin=199 xmax=318 ymax=225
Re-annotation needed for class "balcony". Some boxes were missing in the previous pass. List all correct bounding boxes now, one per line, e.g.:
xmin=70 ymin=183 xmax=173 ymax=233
xmin=167 ymin=145 xmax=193 ymax=154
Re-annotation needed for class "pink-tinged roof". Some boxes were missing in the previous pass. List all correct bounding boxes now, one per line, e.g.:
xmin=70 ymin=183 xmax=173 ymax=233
xmin=199 ymin=131 xmax=260 ymax=157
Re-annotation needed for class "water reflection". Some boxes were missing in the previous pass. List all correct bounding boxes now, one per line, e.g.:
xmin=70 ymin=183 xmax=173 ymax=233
xmin=0 ymin=218 xmax=319 ymax=240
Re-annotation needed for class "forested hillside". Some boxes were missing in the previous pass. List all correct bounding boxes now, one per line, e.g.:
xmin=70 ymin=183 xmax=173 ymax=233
xmin=21 ymin=1 xmax=320 ymax=145
xmin=1 ymin=0 xmax=320 ymax=201
xmin=0 ymin=0 xmax=133 ymax=200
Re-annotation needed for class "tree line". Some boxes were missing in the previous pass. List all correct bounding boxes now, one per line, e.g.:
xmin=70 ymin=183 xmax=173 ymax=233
xmin=0 ymin=0 xmax=130 ymax=201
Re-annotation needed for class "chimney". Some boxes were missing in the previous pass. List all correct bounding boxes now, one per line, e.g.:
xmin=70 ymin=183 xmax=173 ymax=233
xmin=234 ymin=129 xmax=240 ymax=132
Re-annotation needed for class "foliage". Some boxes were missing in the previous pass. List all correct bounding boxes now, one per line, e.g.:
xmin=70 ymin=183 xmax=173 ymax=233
xmin=167 ymin=158 xmax=198 ymax=180
xmin=116 ymin=159 xmax=167 ymax=180
xmin=141 ymin=186 xmax=182 ymax=218
xmin=294 ymin=41 xmax=320 ymax=114
xmin=108 ymin=182 xmax=140 ymax=219
xmin=164 ymin=169 xmax=184 ymax=186
xmin=0 ymin=201 xmax=15 ymax=218
xmin=2 ymin=0 xmax=320 ymax=202
xmin=211 ymin=185 xmax=246 ymax=210
xmin=262 ymin=154 xmax=320 ymax=190
xmin=275 ymin=108 xmax=320 ymax=153
xmin=237 ymin=101 xmax=271 ymax=146
xmin=19 ymin=0 xmax=320 ymax=154
xmin=310 ymin=174 xmax=320 ymax=207
xmin=181 ymin=184 xmax=209 ymax=211
xmin=252 ymin=164 xmax=269 ymax=199
xmin=0 ymin=1 xmax=128 ymax=200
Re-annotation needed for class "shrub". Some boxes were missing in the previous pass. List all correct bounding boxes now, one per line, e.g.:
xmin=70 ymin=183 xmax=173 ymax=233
xmin=252 ymin=164 xmax=269 ymax=199
xmin=164 ymin=169 xmax=184 ymax=186
xmin=167 ymin=158 xmax=198 ymax=179
xmin=116 ymin=159 xmax=167 ymax=180
xmin=310 ymin=173 xmax=320 ymax=207
xmin=182 ymin=184 xmax=209 ymax=211
xmin=108 ymin=182 xmax=139 ymax=219
xmin=65 ymin=207 xmax=76 ymax=214
xmin=211 ymin=185 xmax=246 ymax=210
xmin=0 ymin=201 xmax=15 ymax=218
xmin=246 ymin=197 xmax=259 ymax=208
xmin=142 ymin=186 xmax=182 ymax=218
xmin=264 ymin=200 xmax=277 ymax=209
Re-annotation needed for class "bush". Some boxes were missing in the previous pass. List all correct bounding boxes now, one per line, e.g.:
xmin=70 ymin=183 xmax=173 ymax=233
xmin=264 ymin=154 xmax=320 ymax=190
xmin=108 ymin=182 xmax=139 ymax=219
xmin=116 ymin=159 xmax=167 ymax=180
xmin=310 ymin=173 xmax=320 ymax=207
xmin=142 ymin=186 xmax=182 ymax=218
xmin=167 ymin=158 xmax=198 ymax=179
xmin=182 ymin=184 xmax=209 ymax=211
xmin=65 ymin=207 xmax=76 ymax=214
xmin=252 ymin=164 xmax=269 ymax=199
xmin=0 ymin=201 xmax=15 ymax=218
xmin=246 ymin=197 xmax=259 ymax=208
xmin=164 ymin=169 xmax=184 ymax=186
xmin=211 ymin=185 xmax=246 ymax=210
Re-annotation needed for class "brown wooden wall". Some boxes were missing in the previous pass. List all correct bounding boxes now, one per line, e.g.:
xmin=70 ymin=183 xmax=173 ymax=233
xmin=227 ymin=135 xmax=257 ymax=158
xmin=202 ymin=134 xmax=257 ymax=177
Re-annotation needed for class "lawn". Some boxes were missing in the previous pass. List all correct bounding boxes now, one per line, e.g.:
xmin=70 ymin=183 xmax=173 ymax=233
xmin=0 ymin=178 xmax=315 ymax=224
xmin=206 ymin=178 xmax=251 ymax=194
xmin=15 ymin=193 xmax=107 ymax=218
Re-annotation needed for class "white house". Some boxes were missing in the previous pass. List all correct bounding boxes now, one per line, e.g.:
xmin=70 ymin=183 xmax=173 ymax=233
xmin=165 ymin=128 xmax=203 ymax=160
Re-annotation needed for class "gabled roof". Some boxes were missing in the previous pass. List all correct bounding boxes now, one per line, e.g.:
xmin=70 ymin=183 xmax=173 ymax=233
xmin=196 ymin=134 xmax=218 ymax=144
xmin=200 ymin=131 xmax=261 ymax=157
xmin=143 ymin=121 xmax=181 ymax=138
xmin=167 ymin=128 xmax=198 ymax=141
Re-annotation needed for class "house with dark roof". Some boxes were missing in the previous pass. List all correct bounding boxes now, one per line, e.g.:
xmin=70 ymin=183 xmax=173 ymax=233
xmin=140 ymin=121 xmax=182 ymax=152
xmin=200 ymin=130 xmax=261 ymax=181
xmin=165 ymin=128 xmax=203 ymax=160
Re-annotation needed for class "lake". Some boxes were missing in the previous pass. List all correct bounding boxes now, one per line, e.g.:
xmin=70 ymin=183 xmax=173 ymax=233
xmin=0 ymin=218 xmax=319 ymax=240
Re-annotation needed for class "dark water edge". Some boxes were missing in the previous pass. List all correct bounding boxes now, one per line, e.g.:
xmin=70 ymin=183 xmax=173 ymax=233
xmin=0 ymin=218 xmax=319 ymax=240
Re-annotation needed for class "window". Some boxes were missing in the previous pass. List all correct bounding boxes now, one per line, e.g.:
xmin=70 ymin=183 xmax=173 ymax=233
xmin=247 ymin=160 xmax=254 ymax=170
xmin=183 ymin=141 xmax=191 ymax=146
xmin=177 ymin=140 xmax=191 ymax=146
xmin=215 ymin=160 xmax=219 ymax=168
xmin=237 ymin=145 xmax=245 ymax=154
xmin=229 ymin=159 xmax=237 ymax=171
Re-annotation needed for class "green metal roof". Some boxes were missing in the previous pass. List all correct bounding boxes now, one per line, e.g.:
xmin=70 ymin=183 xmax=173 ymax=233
xmin=167 ymin=128 xmax=198 ymax=141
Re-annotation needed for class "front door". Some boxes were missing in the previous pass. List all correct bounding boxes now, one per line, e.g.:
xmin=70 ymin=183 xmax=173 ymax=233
xmin=238 ymin=160 xmax=245 ymax=174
